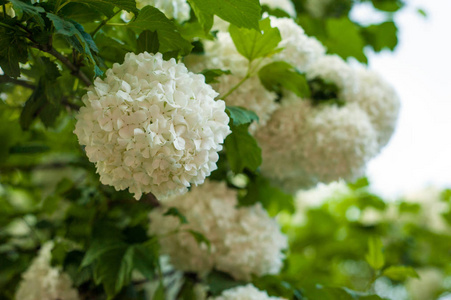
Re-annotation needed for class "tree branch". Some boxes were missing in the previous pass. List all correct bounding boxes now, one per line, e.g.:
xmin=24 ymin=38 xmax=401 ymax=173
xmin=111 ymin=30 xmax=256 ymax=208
xmin=0 ymin=75 xmax=35 ymax=89
xmin=46 ymin=47 xmax=93 ymax=87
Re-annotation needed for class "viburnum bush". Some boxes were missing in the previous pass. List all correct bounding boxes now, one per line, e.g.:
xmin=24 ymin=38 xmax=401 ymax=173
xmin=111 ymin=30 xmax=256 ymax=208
xmin=0 ymin=0 xmax=450 ymax=300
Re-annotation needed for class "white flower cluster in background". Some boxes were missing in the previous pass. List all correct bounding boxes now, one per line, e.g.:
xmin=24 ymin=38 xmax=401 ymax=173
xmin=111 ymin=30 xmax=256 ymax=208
xmin=261 ymin=0 xmax=297 ymax=17
xmin=186 ymin=32 xmax=279 ymax=132
xmin=270 ymin=17 xmax=326 ymax=72
xmin=15 ymin=242 xmax=80 ymax=300
xmin=74 ymin=52 xmax=230 ymax=200
xmin=256 ymin=54 xmax=400 ymax=193
xmin=148 ymin=180 xmax=288 ymax=281
xmin=136 ymin=0 xmax=191 ymax=22
xmin=210 ymin=284 xmax=286 ymax=300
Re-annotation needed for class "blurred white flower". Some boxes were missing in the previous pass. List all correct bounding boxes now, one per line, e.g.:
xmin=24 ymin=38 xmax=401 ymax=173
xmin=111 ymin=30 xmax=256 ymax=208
xmin=148 ymin=180 xmax=287 ymax=281
xmin=406 ymin=268 xmax=444 ymax=300
xmin=261 ymin=0 xmax=297 ymax=17
xmin=270 ymin=17 xmax=326 ymax=72
xmin=15 ymin=242 xmax=80 ymax=300
xmin=210 ymin=284 xmax=285 ymax=300
xmin=256 ymin=95 xmax=378 ymax=193
xmin=74 ymin=52 xmax=230 ymax=200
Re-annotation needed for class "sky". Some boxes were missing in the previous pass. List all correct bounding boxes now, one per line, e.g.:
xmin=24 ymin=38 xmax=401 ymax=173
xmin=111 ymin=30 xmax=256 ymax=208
xmin=351 ymin=0 xmax=451 ymax=198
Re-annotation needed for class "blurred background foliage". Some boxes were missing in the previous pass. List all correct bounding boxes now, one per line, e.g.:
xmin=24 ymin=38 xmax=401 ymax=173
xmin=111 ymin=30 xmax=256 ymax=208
xmin=0 ymin=0 xmax=449 ymax=299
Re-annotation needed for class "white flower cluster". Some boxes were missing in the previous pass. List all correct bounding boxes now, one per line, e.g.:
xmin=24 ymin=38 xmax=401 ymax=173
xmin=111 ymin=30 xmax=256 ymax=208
xmin=136 ymin=0 xmax=191 ymax=22
xmin=15 ymin=242 xmax=80 ymax=300
xmin=74 ymin=52 xmax=230 ymax=200
xmin=148 ymin=180 xmax=288 ymax=281
xmin=270 ymin=17 xmax=326 ymax=73
xmin=261 ymin=0 xmax=297 ymax=18
xmin=256 ymin=54 xmax=400 ymax=192
xmin=186 ymin=32 xmax=279 ymax=131
xmin=210 ymin=284 xmax=286 ymax=300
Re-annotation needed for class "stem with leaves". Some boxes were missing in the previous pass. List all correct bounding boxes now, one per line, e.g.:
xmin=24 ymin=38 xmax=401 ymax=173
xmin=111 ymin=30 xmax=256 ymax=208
xmin=0 ymin=75 xmax=35 ymax=89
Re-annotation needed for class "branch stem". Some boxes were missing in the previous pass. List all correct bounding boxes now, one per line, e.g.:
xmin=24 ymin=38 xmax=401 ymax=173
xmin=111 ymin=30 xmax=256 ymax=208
xmin=0 ymin=75 xmax=35 ymax=89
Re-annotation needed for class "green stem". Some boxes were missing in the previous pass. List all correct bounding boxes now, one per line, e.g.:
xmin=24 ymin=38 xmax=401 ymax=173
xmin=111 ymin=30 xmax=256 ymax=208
xmin=91 ymin=9 xmax=121 ymax=36
xmin=0 ymin=75 xmax=35 ymax=89
xmin=219 ymin=73 xmax=250 ymax=100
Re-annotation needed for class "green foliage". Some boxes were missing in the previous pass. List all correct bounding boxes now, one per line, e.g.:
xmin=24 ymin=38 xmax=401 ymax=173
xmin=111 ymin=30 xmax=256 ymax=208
xmin=224 ymin=124 xmax=262 ymax=173
xmin=201 ymin=69 xmax=232 ymax=84
xmin=226 ymin=106 xmax=259 ymax=126
xmin=128 ymin=5 xmax=192 ymax=55
xmin=382 ymin=266 xmax=419 ymax=281
xmin=229 ymin=18 xmax=282 ymax=62
xmin=259 ymin=61 xmax=311 ymax=98
xmin=0 ymin=26 xmax=28 ymax=78
xmin=163 ymin=207 xmax=188 ymax=224
xmin=365 ymin=237 xmax=385 ymax=270
xmin=136 ymin=30 xmax=159 ymax=54
xmin=240 ymin=175 xmax=294 ymax=216
xmin=361 ymin=22 xmax=398 ymax=52
xmin=187 ymin=0 xmax=261 ymax=32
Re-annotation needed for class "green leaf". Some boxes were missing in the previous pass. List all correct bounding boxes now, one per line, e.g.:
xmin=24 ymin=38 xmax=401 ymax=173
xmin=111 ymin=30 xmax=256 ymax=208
xmin=229 ymin=18 xmax=282 ymax=62
xmin=93 ymin=245 xmax=134 ymax=298
xmin=163 ymin=207 xmax=188 ymax=224
xmin=201 ymin=69 xmax=231 ymax=84
xmin=153 ymin=283 xmax=165 ymax=300
xmin=187 ymin=0 xmax=261 ymax=32
xmin=46 ymin=14 xmax=101 ymax=75
xmin=224 ymin=124 xmax=262 ymax=173
xmin=19 ymin=79 xmax=61 ymax=130
xmin=365 ymin=237 xmax=385 ymax=270
xmin=71 ymin=0 xmax=137 ymax=16
xmin=207 ymin=271 xmax=245 ymax=296
xmin=0 ymin=27 xmax=28 ymax=78
xmin=132 ymin=239 xmax=159 ymax=279
xmin=9 ymin=0 xmax=45 ymax=27
xmin=187 ymin=229 xmax=211 ymax=251
xmin=258 ymin=61 xmax=311 ymax=98
xmin=371 ymin=0 xmax=404 ymax=12
xmin=81 ymin=239 xmax=126 ymax=268
xmin=136 ymin=30 xmax=160 ymax=54
xmin=240 ymin=175 xmax=294 ymax=216
xmin=128 ymin=6 xmax=193 ymax=55
xmin=226 ymin=106 xmax=259 ymax=126
xmin=382 ymin=266 xmax=419 ymax=281
xmin=417 ymin=8 xmax=427 ymax=18
xmin=361 ymin=22 xmax=398 ymax=52
xmin=323 ymin=17 xmax=367 ymax=63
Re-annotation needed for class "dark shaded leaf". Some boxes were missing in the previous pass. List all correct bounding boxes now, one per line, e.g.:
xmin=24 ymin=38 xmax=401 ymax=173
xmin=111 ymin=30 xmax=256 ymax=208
xmin=225 ymin=124 xmax=262 ymax=173
xmin=226 ymin=106 xmax=259 ymax=126
xmin=259 ymin=61 xmax=311 ymax=97
xmin=201 ymin=69 xmax=231 ymax=84
xmin=136 ymin=30 xmax=159 ymax=54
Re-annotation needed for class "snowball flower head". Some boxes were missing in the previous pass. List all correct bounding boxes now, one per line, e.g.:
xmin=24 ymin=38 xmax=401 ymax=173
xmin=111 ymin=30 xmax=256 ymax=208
xmin=270 ymin=17 xmax=326 ymax=72
xmin=256 ymin=95 xmax=378 ymax=193
xmin=15 ymin=242 xmax=80 ymax=300
xmin=74 ymin=52 xmax=230 ymax=200
xmin=148 ymin=180 xmax=287 ymax=280
xmin=136 ymin=0 xmax=191 ymax=22
xmin=210 ymin=284 xmax=286 ymax=300
xmin=185 ymin=32 xmax=278 ymax=131
xmin=261 ymin=0 xmax=297 ymax=18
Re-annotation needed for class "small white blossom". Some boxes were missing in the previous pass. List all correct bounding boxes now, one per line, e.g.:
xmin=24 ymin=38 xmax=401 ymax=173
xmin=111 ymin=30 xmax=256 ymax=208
xmin=210 ymin=284 xmax=285 ymax=300
xmin=136 ymin=0 xmax=190 ymax=22
xmin=261 ymin=0 xmax=297 ymax=17
xmin=74 ymin=52 xmax=230 ymax=200
xmin=148 ymin=180 xmax=288 ymax=281
xmin=256 ymin=95 xmax=378 ymax=193
xmin=15 ymin=242 xmax=80 ymax=300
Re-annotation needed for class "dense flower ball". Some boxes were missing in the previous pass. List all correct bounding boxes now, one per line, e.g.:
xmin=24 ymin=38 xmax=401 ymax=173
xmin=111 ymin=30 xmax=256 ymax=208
xmin=15 ymin=242 xmax=80 ymax=300
xmin=210 ymin=284 xmax=286 ymax=300
xmin=74 ymin=52 xmax=230 ymax=200
xmin=136 ymin=0 xmax=191 ymax=22
xmin=261 ymin=0 xmax=297 ymax=18
xmin=148 ymin=180 xmax=288 ymax=280
xmin=270 ymin=17 xmax=326 ymax=72
xmin=185 ymin=32 xmax=278 ymax=131
xmin=256 ymin=96 xmax=378 ymax=193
